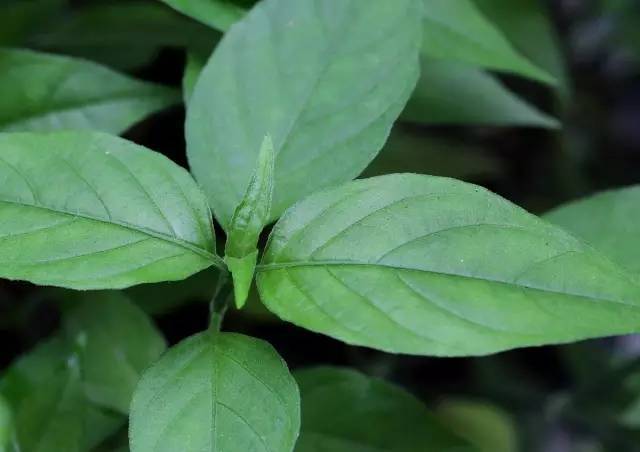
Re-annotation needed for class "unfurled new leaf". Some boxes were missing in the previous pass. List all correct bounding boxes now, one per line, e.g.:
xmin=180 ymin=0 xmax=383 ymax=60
xmin=257 ymin=174 xmax=640 ymax=356
xmin=545 ymin=186 xmax=640 ymax=276
xmin=0 ymin=131 xmax=220 ymax=290
xmin=129 ymin=332 xmax=300 ymax=452
xmin=295 ymin=367 xmax=475 ymax=452
xmin=0 ymin=48 xmax=179 ymax=133
xmin=225 ymin=136 xmax=275 ymax=308
xmin=187 ymin=0 xmax=423 ymax=228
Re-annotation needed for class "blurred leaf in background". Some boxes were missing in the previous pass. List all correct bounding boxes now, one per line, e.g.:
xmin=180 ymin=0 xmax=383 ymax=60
xmin=0 ymin=49 xmax=179 ymax=133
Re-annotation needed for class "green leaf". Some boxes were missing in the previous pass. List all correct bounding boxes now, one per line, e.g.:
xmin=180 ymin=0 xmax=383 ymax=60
xmin=545 ymin=186 xmax=640 ymax=276
xmin=0 ymin=395 xmax=11 ymax=452
xmin=0 ymin=131 xmax=221 ymax=290
xmin=158 ymin=0 xmax=245 ymax=32
xmin=187 ymin=0 xmax=423 ymax=228
xmin=63 ymin=292 xmax=167 ymax=414
xmin=28 ymin=1 xmax=218 ymax=71
xmin=0 ymin=48 xmax=179 ymax=133
xmin=126 ymin=268 xmax=219 ymax=315
xmin=364 ymin=129 xmax=504 ymax=180
xmin=257 ymin=174 xmax=640 ymax=356
xmin=436 ymin=398 xmax=518 ymax=452
xmin=0 ymin=0 xmax=65 ymax=46
xmin=295 ymin=367 xmax=475 ymax=452
xmin=421 ymin=0 xmax=555 ymax=85
xmin=129 ymin=332 xmax=300 ymax=452
xmin=0 ymin=339 xmax=123 ymax=452
xmin=225 ymin=136 xmax=276 ymax=308
xmin=472 ymin=0 xmax=571 ymax=100
xmin=183 ymin=50 xmax=207 ymax=105
xmin=403 ymin=59 xmax=559 ymax=128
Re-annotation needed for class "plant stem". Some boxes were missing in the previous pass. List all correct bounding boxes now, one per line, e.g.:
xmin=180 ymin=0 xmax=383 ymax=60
xmin=209 ymin=270 xmax=233 ymax=332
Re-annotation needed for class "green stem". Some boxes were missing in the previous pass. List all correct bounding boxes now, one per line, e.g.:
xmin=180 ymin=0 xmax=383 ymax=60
xmin=209 ymin=270 xmax=233 ymax=332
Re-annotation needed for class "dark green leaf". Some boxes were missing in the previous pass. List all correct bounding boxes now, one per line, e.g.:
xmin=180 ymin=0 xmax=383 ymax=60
xmin=403 ymin=59 xmax=559 ymax=128
xmin=257 ymin=174 xmax=640 ymax=356
xmin=421 ymin=0 xmax=554 ymax=85
xmin=545 ymin=186 xmax=640 ymax=275
xmin=0 ymin=0 xmax=65 ymax=46
xmin=0 ymin=131 xmax=220 ymax=290
xmin=63 ymin=292 xmax=167 ymax=414
xmin=436 ymin=398 xmax=518 ymax=452
xmin=187 ymin=0 xmax=423 ymax=228
xmin=0 ymin=48 xmax=179 ymax=133
xmin=0 ymin=339 xmax=123 ymax=452
xmin=129 ymin=332 xmax=300 ymax=452
xmin=295 ymin=367 xmax=475 ymax=452
xmin=158 ymin=0 xmax=245 ymax=32
xmin=125 ymin=268 xmax=219 ymax=315
xmin=29 ymin=1 xmax=217 ymax=71
xmin=364 ymin=129 xmax=504 ymax=180
xmin=0 ymin=394 xmax=11 ymax=451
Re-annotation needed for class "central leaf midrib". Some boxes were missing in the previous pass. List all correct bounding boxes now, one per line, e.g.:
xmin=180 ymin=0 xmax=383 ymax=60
xmin=0 ymin=198 xmax=222 ymax=266
xmin=257 ymin=259 xmax=640 ymax=310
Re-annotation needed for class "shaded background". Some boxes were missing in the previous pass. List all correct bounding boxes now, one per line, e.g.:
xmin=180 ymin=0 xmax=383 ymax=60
xmin=1 ymin=0 xmax=640 ymax=451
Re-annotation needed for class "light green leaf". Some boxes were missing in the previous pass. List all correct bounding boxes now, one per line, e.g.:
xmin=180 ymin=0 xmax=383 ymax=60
xmin=472 ymin=0 xmax=571 ymax=100
xmin=403 ymin=59 xmax=559 ymax=128
xmin=63 ymin=292 xmax=167 ymax=414
xmin=0 ymin=48 xmax=179 ymax=133
xmin=183 ymin=50 xmax=207 ymax=105
xmin=257 ymin=174 xmax=640 ymax=356
xmin=225 ymin=136 xmax=276 ymax=308
xmin=545 ymin=186 xmax=640 ymax=275
xmin=158 ymin=0 xmax=245 ymax=32
xmin=295 ymin=367 xmax=475 ymax=452
xmin=0 ymin=131 xmax=220 ymax=290
xmin=421 ymin=0 xmax=554 ymax=85
xmin=187 ymin=0 xmax=423 ymax=228
xmin=436 ymin=398 xmax=518 ymax=452
xmin=129 ymin=332 xmax=300 ymax=452
xmin=0 ymin=339 xmax=123 ymax=452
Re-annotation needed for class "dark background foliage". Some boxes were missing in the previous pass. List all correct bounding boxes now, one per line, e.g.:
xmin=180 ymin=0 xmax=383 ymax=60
xmin=1 ymin=1 xmax=640 ymax=451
